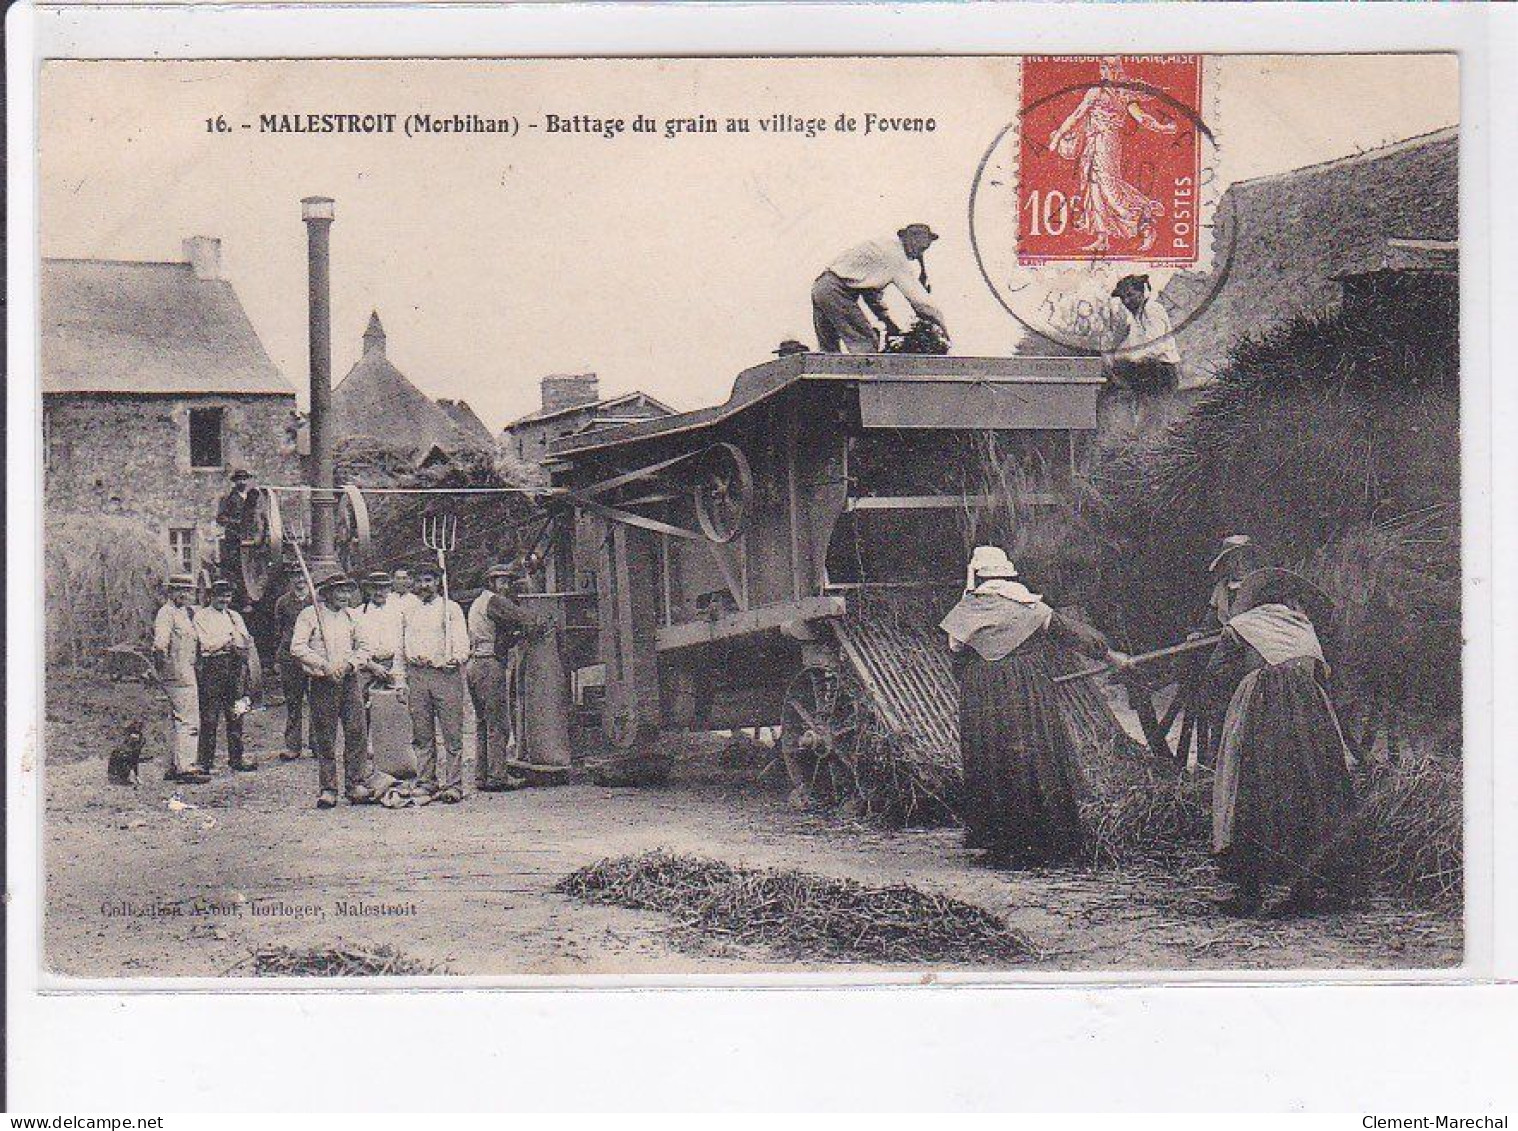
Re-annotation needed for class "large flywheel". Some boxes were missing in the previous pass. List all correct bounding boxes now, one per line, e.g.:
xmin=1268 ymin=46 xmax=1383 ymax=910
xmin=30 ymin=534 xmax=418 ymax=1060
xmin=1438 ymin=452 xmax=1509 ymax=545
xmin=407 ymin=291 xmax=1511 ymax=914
xmin=335 ymin=483 xmax=373 ymax=575
xmin=238 ymin=487 xmax=284 ymax=603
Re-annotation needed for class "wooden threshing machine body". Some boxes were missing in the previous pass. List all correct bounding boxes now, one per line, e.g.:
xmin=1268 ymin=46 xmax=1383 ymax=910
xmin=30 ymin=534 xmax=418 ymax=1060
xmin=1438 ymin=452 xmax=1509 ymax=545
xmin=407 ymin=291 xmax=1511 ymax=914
xmin=547 ymin=353 xmax=1105 ymax=782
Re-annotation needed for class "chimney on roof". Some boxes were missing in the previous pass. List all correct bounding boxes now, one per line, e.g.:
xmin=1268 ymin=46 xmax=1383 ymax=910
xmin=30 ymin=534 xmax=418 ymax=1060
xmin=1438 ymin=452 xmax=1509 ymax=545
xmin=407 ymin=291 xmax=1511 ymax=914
xmin=363 ymin=311 xmax=386 ymax=359
xmin=540 ymin=373 xmax=599 ymax=414
xmin=183 ymin=236 xmax=222 ymax=281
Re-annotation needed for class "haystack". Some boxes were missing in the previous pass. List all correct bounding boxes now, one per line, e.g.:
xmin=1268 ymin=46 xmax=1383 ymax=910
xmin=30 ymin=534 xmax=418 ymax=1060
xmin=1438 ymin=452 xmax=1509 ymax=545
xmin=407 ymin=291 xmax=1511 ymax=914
xmin=45 ymin=514 xmax=173 ymax=667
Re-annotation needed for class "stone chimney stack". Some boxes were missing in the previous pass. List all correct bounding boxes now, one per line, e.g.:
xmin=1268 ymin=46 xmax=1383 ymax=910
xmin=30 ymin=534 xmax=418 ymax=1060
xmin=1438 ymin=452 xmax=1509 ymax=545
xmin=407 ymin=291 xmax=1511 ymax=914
xmin=540 ymin=373 xmax=600 ymax=414
xmin=363 ymin=311 xmax=386 ymax=359
xmin=183 ymin=236 xmax=223 ymax=281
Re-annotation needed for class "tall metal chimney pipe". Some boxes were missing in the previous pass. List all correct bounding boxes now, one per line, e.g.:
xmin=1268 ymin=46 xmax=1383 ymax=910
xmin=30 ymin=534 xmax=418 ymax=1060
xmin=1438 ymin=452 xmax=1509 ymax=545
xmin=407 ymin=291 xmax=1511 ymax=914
xmin=301 ymin=196 xmax=338 ymax=570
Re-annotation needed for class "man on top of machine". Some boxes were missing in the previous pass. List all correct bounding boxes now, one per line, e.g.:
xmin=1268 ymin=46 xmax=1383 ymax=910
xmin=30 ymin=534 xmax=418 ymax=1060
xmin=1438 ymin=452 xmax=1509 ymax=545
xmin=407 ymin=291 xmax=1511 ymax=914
xmin=811 ymin=222 xmax=950 ymax=353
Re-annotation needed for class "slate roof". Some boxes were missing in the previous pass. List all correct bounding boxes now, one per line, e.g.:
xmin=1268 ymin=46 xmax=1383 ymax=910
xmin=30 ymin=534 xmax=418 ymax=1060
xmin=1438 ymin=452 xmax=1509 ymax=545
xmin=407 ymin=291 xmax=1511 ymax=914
xmin=507 ymin=390 xmax=676 ymax=429
xmin=41 ymin=259 xmax=294 ymax=396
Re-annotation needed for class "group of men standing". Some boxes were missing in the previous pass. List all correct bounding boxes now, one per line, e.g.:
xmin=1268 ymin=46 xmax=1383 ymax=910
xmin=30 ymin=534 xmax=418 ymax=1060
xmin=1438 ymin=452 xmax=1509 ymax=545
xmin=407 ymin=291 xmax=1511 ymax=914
xmin=270 ymin=559 xmax=568 ymax=810
xmin=151 ymin=576 xmax=258 ymax=784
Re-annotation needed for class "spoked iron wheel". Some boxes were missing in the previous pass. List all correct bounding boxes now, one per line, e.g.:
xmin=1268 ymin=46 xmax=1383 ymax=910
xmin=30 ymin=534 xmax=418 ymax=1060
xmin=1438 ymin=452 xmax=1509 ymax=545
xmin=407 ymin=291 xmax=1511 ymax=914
xmin=779 ymin=666 xmax=870 ymax=811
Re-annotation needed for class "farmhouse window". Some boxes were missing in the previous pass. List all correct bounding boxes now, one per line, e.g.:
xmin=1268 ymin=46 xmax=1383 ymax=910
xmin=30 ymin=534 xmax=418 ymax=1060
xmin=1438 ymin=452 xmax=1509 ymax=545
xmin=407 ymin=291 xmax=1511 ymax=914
xmin=188 ymin=407 xmax=225 ymax=469
xmin=168 ymin=527 xmax=198 ymax=574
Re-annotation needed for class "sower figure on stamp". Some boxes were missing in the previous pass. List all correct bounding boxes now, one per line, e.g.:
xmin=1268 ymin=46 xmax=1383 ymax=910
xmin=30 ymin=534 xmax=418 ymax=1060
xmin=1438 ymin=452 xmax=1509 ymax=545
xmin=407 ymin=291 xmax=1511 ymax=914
xmin=291 ymin=570 xmax=375 ymax=809
xmin=400 ymin=563 xmax=470 ymax=804
xmin=194 ymin=578 xmax=257 ymax=774
xmin=152 ymin=573 xmax=209 ymax=785
xmin=467 ymin=562 xmax=526 ymax=792
xmin=1200 ymin=568 xmax=1356 ymax=917
xmin=273 ymin=572 xmax=312 ymax=762
xmin=1047 ymin=57 xmax=1176 ymax=256
xmin=811 ymin=223 xmax=948 ymax=353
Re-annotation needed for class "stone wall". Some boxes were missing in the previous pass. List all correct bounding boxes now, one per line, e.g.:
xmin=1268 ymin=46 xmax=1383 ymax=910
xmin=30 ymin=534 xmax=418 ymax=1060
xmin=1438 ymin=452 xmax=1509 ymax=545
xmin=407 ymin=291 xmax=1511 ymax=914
xmin=43 ymin=392 xmax=300 ymax=573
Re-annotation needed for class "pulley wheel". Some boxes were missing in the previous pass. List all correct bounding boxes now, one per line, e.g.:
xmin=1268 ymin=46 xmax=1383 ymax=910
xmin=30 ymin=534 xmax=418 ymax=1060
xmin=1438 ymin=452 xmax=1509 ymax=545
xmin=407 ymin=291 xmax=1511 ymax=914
xmin=693 ymin=442 xmax=753 ymax=544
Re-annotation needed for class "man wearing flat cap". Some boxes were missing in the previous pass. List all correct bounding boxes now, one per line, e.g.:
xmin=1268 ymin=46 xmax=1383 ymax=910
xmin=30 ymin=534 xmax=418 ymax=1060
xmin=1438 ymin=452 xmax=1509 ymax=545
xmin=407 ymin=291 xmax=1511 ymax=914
xmin=354 ymin=571 xmax=405 ymax=689
xmin=291 ymin=570 xmax=376 ymax=808
xmin=812 ymin=223 xmax=949 ymax=354
xmin=193 ymin=578 xmax=256 ymax=774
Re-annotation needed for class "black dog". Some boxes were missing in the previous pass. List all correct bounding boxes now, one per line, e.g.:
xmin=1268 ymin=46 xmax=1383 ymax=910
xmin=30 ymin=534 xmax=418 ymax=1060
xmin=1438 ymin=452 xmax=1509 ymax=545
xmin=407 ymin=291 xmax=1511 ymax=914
xmin=107 ymin=721 xmax=147 ymax=787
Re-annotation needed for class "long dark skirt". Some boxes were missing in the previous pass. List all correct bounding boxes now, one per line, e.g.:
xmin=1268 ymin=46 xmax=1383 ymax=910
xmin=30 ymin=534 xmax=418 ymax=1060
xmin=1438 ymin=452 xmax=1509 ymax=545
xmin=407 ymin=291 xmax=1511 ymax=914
xmin=1212 ymin=657 xmax=1354 ymax=887
xmin=958 ymin=643 xmax=1084 ymax=865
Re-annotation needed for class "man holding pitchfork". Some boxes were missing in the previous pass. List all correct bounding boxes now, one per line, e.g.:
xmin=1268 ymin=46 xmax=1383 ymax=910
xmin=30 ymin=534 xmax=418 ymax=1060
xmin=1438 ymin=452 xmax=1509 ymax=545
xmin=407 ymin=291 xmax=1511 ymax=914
xmin=400 ymin=563 xmax=470 ymax=804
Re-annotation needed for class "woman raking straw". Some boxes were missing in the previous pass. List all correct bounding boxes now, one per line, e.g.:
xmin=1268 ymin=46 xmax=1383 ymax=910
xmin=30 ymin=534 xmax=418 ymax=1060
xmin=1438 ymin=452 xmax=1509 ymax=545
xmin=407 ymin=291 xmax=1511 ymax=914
xmin=939 ymin=547 xmax=1123 ymax=866
xmin=1202 ymin=569 xmax=1356 ymax=916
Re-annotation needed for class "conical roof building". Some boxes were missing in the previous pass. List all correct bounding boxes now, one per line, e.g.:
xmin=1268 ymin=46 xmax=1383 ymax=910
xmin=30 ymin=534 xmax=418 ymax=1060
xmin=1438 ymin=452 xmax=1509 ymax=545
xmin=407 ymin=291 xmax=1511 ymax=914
xmin=332 ymin=312 xmax=490 ymax=460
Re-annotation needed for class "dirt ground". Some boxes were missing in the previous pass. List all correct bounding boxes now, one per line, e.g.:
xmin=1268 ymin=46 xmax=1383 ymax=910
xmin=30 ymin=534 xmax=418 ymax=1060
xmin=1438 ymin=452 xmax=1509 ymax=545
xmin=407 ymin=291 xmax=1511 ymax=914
xmin=40 ymin=669 xmax=1461 ymax=978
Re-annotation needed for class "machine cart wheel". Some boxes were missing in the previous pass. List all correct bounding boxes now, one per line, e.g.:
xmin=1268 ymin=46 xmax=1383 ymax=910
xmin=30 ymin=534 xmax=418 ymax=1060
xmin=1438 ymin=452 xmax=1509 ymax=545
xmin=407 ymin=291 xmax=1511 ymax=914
xmin=779 ymin=666 xmax=875 ymax=811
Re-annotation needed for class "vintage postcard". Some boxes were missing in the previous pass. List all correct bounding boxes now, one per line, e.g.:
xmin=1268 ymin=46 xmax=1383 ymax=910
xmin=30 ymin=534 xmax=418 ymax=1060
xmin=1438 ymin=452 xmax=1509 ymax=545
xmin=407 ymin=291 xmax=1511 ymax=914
xmin=31 ymin=51 xmax=1466 ymax=982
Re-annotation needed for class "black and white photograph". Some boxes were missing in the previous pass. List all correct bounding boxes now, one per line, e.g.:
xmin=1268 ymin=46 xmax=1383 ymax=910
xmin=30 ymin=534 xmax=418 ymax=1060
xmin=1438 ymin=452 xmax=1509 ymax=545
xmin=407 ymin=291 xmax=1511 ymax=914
xmin=26 ymin=50 xmax=1469 ymax=982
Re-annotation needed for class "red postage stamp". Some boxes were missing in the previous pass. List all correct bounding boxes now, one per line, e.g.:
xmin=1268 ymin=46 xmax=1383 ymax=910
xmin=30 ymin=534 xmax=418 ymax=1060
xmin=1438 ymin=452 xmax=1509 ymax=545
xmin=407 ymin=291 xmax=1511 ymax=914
xmin=1017 ymin=55 xmax=1204 ymax=266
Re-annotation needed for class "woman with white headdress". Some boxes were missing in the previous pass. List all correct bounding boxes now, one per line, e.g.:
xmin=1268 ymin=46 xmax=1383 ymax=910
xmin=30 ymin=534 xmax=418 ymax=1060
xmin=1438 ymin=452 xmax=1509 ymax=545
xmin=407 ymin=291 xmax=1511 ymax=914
xmin=939 ymin=546 xmax=1125 ymax=866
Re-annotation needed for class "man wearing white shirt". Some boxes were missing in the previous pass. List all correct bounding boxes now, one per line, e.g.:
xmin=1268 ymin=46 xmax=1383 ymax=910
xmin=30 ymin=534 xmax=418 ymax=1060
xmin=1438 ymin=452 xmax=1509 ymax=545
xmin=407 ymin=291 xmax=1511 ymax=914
xmin=391 ymin=567 xmax=422 ymax=618
xmin=812 ymin=223 xmax=948 ymax=353
xmin=1106 ymin=274 xmax=1182 ymax=392
xmin=354 ymin=571 xmax=406 ymax=685
xmin=193 ymin=578 xmax=256 ymax=774
xmin=291 ymin=571 xmax=373 ymax=808
xmin=153 ymin=573 xmax=208 ymax=784
xmin=401 ymin=563 xmax=471 ymax=803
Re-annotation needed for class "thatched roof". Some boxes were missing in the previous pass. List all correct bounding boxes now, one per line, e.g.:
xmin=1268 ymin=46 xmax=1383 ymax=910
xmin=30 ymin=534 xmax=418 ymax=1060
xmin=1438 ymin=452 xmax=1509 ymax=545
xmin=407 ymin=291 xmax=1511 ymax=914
xmin=1012 ymin=128 xmax=1459 ymax=385
xmin=332 ymin=312 xmax=487 ymax=459
xmin=42 ymin=259 xmax=293 ymax=397
xmin=1162 ymin=126 xmax=1457 ymax=382
xmin=436 ymin=398 xmax=497 ymax=446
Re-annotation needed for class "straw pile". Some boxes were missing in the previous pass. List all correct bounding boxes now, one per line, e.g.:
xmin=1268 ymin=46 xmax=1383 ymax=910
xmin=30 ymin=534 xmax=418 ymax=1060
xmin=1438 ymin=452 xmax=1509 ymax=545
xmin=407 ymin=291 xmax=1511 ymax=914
xmin=45 ymin=514 xmax=174 ymax=668
xmin=1080 ymin=766 xmax=1211 ymax=870
xmin=1350 ymin=743 xmax=1463 ymax=905
xmin=235 ymin=943 xmax=446 ymax=977
xmin=1082 ymin=304 xmax=1460 ymax=720
xmin=558 ymin=851 xmax=1033 ymax=964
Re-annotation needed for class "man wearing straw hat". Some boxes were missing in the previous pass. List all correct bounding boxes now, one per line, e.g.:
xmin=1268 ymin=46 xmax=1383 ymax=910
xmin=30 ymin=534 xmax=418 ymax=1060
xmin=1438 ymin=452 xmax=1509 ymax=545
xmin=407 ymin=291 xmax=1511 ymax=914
xmin=291 ymin=570 xmax=375 ymax=809
xmin=400 ymin=563 xmax=470 ymax=804
xmin=152 ymin=573 xmax=209 ymax=785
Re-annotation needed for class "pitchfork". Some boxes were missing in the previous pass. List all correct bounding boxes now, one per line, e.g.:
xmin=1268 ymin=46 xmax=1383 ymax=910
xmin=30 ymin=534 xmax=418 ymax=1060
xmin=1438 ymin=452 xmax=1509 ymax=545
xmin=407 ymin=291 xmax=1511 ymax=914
xmin=421 ymin=514 xmax=459 ymax=653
